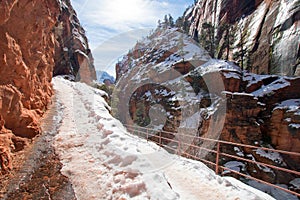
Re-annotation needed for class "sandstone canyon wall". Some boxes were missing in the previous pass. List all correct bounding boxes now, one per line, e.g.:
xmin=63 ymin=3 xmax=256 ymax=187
xmin=186 ymin=0 xmax=300 ymax=76
xmin=115 ymin=27 xmax=300 ymax=189
xmin=113 ymin=0 xmax=300 ymax=195
xmin=53 ymin=0 xmax=97 ymax=83
xmin=0 ymin=0 xmax=96 ymax=173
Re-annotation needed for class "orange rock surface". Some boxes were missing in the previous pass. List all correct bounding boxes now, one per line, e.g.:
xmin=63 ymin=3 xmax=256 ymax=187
xmin=0 ymin=0 xmax=60 ymax=172
xmin=0 ymin=0 xmax=96 ymax=173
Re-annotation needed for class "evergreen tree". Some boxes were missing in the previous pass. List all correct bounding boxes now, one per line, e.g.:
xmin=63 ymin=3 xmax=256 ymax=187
xmin=218 ymin=23 xmax=235 ymax=60
xmin=157 ymin=19 xmax=162 ymax=29
xmin=175 ymin=17 xmax=183 ymax=28
xmin=183 ymin=20 xmax=190 ymax=34
xmin=199 ymin=22 xmax=216 ymax=58
xmin=164 ymin=14 xmax=169 ymax=28
xmin=189 ymin=70 xmax=202 ymax=94
xmin=233 ymin=27 xmax=248 ymax=70
xmin=245 ymin=51 xmax=252 ymax=71
xmin=168 ymin=14 xmax=174 ymax=27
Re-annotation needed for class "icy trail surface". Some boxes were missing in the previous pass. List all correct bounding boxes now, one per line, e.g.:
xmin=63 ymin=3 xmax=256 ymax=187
xmin=52 ymin=77 xmax=274 ymax=200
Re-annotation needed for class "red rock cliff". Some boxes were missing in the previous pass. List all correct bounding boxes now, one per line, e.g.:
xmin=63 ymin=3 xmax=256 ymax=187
xmin=53 ymin=0 xmax=96 ymax=84
xmin=0 ymin=0 xmax=96 ymax=173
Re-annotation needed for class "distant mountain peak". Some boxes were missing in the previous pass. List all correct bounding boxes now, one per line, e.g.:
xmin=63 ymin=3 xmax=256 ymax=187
xmin=96 ymin=70 xmax=115 ymax=84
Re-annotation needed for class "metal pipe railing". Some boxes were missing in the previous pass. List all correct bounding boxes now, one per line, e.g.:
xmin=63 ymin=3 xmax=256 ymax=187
xmin=220 ymin=166 xmax=300 ymax=198
xmin=123 ymin=124 xmax=300 ymax=197
xmin=124 ymin=124 xmax=300 ymax=156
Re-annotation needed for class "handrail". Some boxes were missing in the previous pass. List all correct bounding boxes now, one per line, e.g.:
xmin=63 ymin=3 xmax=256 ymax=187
xmin=220 ymin=166 xmax=300 ymax=198
xmin=124 ymin=124 xmax=300 ymax=157
xmin=124 ymin=124 xmax=300 ymax=198
xmin=220 ymin=152 xmax=300 ymax=176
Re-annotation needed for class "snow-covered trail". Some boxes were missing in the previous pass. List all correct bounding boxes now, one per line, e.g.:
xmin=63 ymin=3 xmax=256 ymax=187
xmin=52 ymin=77 xmax=274 ymax=200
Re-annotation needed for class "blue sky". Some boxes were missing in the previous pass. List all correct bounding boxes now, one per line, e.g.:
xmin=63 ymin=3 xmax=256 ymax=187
xmin=70 ymin=0 xmax=194 ymax=76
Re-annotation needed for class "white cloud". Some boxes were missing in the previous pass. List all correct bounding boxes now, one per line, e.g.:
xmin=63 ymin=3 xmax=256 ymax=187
xmin=92 ymin=28 xmax=152 ymax=76
xmin=70 ymin=0 xmax=194 ymax=74
xmin=72 ymin=0 xmax=169 ymax=35
xmin=71 ymin=0 xmax=192 ymax=44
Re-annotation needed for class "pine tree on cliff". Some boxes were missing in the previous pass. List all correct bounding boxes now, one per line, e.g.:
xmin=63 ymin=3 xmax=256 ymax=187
xmin=189 ymin=70 xmax=202 ymax=94
xmin=183 ymin=20 xmax=190 ymax=34
xmin=163 ymin=14 xmax=169 ymax=28
xmin=217 ymin=23 xmax=235 ymax=60
xmin=175 ymin=16 xmax=190 ymax=34
xmin=168 ymin=14 xmax=175 ymax=27
xmin=199 ymin=22 xmax=216 ymax=58
xmin=161 ymin=14 xmax=175 ymax=28
xmin=157 ymin=19 xmax=162 ymax=29
xmin=233 ymin=27 xmax=249 ymax=70
xmin=175 ymin=17 xmax=183 ymax=28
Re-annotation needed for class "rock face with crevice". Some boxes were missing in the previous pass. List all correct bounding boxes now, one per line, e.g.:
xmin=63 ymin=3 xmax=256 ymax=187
xmin=0 ymin=0 xmax=96 ymax=173
xmin=53 ymin=0 xmax=96 ymax=83
xmin=185 ymin=0 xmax=300 ymax=75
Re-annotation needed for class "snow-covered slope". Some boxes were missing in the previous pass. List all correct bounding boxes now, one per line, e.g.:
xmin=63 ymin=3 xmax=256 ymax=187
xmin=52 ymin=77 xmax=274 ymax=200
xmin=114 ymin=28 xmax=234 ymax=157
xmin=116 ymin=27 xmax=210 ymax=80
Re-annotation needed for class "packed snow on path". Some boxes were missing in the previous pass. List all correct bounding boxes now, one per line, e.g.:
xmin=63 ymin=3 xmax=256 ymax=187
xmin=52 ymin=77 xmax=274 ymax=200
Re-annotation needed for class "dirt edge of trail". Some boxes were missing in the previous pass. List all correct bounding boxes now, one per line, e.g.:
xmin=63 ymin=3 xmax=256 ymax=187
xmin=0 ymin=96 xmax=76 ymax=200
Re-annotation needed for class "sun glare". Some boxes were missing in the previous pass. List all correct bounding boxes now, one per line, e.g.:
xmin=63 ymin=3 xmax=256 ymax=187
xmin=107 ymin=0 xmax=147 ymax=22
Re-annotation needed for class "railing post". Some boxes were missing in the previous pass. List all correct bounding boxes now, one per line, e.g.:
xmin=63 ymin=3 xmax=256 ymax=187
xmin=159 ymin=132 xmax=162 ymax=146
xmin=146 ymin=129 xmax=148 ymax=142
xmin=177 ymin=140 xmax=181 ymax=156
xmin=215 ymin=141 xmax=220 ymax=175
